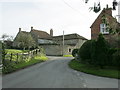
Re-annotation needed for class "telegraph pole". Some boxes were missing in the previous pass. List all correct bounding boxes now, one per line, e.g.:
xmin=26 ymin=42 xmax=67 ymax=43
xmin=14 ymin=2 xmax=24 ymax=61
xmin=118 ymin=1 xmax=120 ymax=23
xmin=62 ymin=31 xmax=64 ymax=56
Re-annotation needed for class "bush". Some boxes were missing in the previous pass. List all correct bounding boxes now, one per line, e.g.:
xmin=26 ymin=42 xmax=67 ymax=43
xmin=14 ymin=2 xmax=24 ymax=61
xmin=95 ymin=34 xmax=110 ymax=68
xmin=78 ymin=34 xmax=112 ymax=68
xmin=112 ymin=50 xmax=120 ymax=66
xmin=2 ymin=60 xmax=17 ymax=74
xmin=72 ymin=49 xmax=78 ymax=57
xmin=107 ymin=48 xmax=117 ymax=66
xmin=78 ymin=40 xmax=93 ymax=64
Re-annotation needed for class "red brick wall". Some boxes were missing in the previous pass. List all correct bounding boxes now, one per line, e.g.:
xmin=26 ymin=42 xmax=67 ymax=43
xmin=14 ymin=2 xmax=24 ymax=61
xmin=91 ymin=8 xmax=113 ymax=40
xmin=91 ymin=15 xmax=101 ymax=39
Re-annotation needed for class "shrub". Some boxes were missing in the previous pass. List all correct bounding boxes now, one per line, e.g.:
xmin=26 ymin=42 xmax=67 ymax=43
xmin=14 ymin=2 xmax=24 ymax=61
xmin=95 ymin=34 xmax=110 ymax=68
xmin=78 ymin=40 xmax=93 ymax=64
xmin=2 ymin=61 xmax=17 ymax=74
xmin=78 ymin=34 xmax=112 ymax=68
xmin=112 ymin=50 xmax=120 ymax=66
xmin=107 ymin=48 xmax=117 ymax=65
xmin=89 ymin=40 xmax=97 ymax=65
xmin=72 ymin=49 xmax=78 ymax=57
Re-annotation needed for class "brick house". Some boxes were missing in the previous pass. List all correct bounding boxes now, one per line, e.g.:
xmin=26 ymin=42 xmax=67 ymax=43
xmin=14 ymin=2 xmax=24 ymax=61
xmin=90 ymin=6 xmax=120 ymax=40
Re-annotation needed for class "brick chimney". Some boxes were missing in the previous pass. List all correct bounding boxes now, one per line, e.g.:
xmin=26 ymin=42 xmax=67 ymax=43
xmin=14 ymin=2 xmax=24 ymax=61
xmin=19 ymin=28 xmax=21 ymax=32
xmin=50 ymin=29 xmax=53 ymax=36
xmin=103 ymin=5 xmax=112 ymax=16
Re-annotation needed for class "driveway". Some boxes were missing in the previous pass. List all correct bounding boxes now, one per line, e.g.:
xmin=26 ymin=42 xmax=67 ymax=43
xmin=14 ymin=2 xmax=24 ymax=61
xmin=2 ymin=56 xmax=119 ymax=88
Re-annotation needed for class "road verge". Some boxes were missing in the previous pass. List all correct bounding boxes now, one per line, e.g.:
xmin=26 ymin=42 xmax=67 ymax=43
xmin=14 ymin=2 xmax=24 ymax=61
xmin=69 ymin=59 xmax=119 ymax=79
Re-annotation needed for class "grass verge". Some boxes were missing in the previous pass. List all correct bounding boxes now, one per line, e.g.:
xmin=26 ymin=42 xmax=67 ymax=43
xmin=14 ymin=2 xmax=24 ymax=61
xmin=63 ymin=55 xmax=73 ymax=57
xmin=3 ymin=55 xmax=48 ymax=74
xmin=15 ymin=55 xmax=48 ymax=70
xmin=69 ymin=59 xmax=119 ymax=79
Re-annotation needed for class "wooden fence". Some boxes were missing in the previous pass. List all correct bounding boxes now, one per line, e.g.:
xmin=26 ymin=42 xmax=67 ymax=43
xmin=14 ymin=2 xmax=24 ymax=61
xmin=4 ymin=49 xmax=41 ymax=64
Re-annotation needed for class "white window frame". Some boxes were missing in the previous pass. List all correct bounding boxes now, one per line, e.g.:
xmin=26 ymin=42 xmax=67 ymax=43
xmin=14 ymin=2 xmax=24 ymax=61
xmin=100 ymin=23 xmax=109 ymax=34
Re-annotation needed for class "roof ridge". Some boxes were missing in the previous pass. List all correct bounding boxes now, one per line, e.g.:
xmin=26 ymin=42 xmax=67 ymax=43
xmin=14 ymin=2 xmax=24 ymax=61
xmin=53 ymin=33 xmax=79 ymax=37
xmin=21 ymin=31 xmax=30 ymax=33
xmin=32 ymin=29 xmax=47 ymax=33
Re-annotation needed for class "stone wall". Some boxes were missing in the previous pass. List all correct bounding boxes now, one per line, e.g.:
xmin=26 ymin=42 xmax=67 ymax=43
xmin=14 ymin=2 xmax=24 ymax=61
xmin=40 ymin=39 xmax=87 ymax=56
xmin=40 ymin=44 xmax=62 ymax=56
xmin=40 ymin=44 xmax=76 ymax=56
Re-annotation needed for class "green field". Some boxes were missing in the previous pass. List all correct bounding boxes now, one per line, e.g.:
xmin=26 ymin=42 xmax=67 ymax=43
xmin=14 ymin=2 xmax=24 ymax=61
xmin=69 ymin=59 xmax=119 ymax=79
xmin=5 ymin=49 xmax=29 ymax=62
xmin=5 ymin=49 xmax=29 ymax=54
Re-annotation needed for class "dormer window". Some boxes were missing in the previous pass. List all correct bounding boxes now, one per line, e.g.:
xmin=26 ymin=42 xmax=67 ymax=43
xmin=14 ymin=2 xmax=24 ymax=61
xmin=100 ymin=23 xmax=109 ymax=34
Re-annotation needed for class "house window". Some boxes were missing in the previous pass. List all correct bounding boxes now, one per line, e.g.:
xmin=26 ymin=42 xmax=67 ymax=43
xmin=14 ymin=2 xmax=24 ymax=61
xmin=100 ymin=23 xmax=109 ymax=34
xmin=69 ymin=49 xmax=71 ymax=52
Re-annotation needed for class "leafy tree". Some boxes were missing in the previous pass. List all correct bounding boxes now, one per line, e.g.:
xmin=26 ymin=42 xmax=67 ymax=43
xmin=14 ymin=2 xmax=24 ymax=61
xmin=1 ymin=34 xmax=9 ymax=41
xmin=15 ymin=33 xmax=36 ymax=50
xmin=89 ymin=40 xmax=97 ymax=65
xmin=78 ymin=40 xmax=92 ymax=64
xmin=95 ymin=34 xmax=109 ymax=68
xmin=112 ymin=50 xmax=120 ymax=66
xmin=78 ymin=34 xmax=112 ymax=68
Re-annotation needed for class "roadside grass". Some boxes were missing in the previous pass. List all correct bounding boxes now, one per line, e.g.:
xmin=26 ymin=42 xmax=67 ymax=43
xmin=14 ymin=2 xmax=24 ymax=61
xmin=69 ymin=59 xmax=119 ymax=79
xmin=63 ymin=55 xmax=73 ymax=57
xmin=15 ymin=55 xmax=48 ymax=70
xmin=3 ymin=55 xmax=48 ymax=74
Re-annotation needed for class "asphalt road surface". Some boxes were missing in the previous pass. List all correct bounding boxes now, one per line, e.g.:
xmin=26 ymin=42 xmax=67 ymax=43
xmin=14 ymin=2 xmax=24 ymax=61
xmin=2 ymin=56 xmax=119 ymax=88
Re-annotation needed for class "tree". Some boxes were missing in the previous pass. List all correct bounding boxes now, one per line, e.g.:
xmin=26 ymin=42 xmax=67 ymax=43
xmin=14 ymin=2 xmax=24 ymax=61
xmin=7 ymin=36 xmax=14 ymax=41
xmin=16 ymin=33 xmax=36 ymax=50
xmin=78 ymin=40 xmax=92 ymax=64
xmin=78 ymin=34 xmax=111 ymax=68
xmin=1 ymin=34 xmax=9 ymax=42
xmin=95 ymin=34 xmax=109 ymax=68
xmin=1 ymin=34 xmax=14 ymax=42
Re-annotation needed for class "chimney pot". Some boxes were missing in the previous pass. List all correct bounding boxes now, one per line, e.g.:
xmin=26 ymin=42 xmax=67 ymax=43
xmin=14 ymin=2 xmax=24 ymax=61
xmin=50 ymin=29 xmax=53 ymax=36
xmin=106 ymin=4 xmax=109 ymax=8
xmin=19 ymin=28 xmax=21 ymax=32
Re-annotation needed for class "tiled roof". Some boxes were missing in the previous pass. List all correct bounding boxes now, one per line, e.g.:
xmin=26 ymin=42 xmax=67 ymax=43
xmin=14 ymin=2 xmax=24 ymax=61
xmin=52 ymin=33 xmax=87 ymax=40
xmin=30 ymin=29 xmax=52 ymax=39
xmin=14 ymin=31 xmax=30 ymax=41
xmin=21 ymin=31 xmax=30 ymax=34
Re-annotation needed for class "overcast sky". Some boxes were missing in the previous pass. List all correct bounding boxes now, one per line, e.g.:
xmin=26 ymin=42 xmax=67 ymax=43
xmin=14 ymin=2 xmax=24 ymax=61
xmin=0 ymin=0 xmax=119 ymax=39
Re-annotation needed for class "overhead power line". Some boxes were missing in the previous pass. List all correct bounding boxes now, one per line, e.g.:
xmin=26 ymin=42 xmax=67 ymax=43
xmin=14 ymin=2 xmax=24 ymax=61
xmin=62 ymin=0 xmax=82 ymax=14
